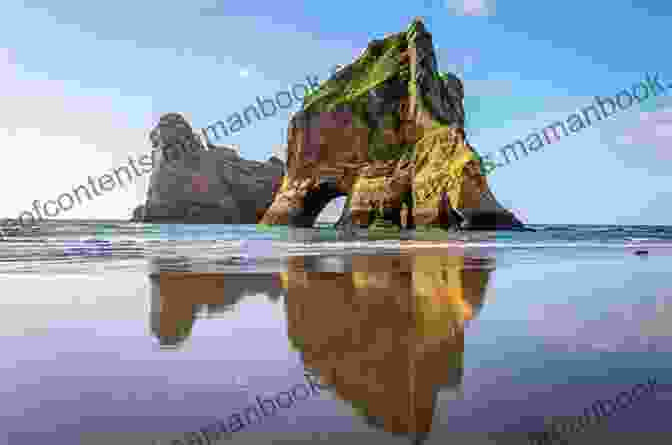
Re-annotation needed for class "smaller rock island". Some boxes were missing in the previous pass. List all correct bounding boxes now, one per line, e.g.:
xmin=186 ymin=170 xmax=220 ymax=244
xmin=132 ymin=113 xmax=284 ymax=224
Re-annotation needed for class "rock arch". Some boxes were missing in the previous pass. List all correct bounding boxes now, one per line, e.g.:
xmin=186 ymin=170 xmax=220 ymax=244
xmin=260 ymin=18 xmax=524 ymax=231
xmin=287 ymin=180 xmax=347 ymax=228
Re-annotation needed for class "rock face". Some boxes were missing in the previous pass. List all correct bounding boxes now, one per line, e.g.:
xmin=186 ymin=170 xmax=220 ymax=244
xmin=260 ymin=18 xmax=523 ymax=230
xmin=138 ymin=113 xmax=284 ymax=223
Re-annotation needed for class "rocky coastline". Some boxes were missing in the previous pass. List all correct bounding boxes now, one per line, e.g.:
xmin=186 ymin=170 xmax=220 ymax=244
xmin=132 ymin=18 xmax=526 ymax=231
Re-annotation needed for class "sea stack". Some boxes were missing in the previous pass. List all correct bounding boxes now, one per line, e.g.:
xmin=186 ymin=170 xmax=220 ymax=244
xmin=134 ymin=113 xmax=284 ymax=223
xmin=260 ymin=18 xmax=524 ymax=230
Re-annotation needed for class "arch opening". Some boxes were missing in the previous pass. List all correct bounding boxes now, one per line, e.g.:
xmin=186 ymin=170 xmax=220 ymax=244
xmin=287 ymin=181 xmax=347 ymax=228
xmin=316 ymin=195 xmax=347 ymax=226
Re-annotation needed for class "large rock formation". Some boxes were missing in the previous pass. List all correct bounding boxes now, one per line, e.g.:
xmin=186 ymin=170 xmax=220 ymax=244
xmin=261 ymin=18 xmax=524 ymax=230
xmin=136 ymin=113 xmax=284 ymax=223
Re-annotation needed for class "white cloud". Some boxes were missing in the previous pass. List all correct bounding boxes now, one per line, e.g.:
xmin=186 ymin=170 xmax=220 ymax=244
xmin=0 ymin=47 xmax=155 ymax=220
xmin=445 ymin=0 xmax=495 ymax=16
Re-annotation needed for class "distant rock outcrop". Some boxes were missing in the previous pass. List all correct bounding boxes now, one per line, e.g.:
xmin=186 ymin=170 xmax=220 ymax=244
xmin=135 ymin=113 xmax=284 ymax=223
xmin=260 ymin=18 xmax=524 ymax=230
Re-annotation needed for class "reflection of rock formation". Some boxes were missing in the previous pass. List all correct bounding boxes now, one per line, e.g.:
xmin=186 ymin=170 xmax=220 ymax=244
xmin=281 ymin=253 xmax=493 ymax=441
xmin=148 ymin=270 xmax=285 ymax=348
xmin=260 ymin=18 xmax=523 ymax=230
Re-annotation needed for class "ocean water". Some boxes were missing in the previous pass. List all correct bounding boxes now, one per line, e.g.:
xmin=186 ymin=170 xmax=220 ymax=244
xmin=0 ymin=222 xmax=671 ymax=445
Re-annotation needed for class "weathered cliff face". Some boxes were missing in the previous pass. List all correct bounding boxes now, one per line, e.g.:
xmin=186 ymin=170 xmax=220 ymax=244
xmin=260 ymin=18 xmax=523 ymax=230
xmin=139 ymin=113 xmax=284 ymax=223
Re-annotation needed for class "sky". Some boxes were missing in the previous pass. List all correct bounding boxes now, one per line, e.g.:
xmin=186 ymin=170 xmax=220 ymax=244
xmin=1 ymin=0 xmax=670 ymax=225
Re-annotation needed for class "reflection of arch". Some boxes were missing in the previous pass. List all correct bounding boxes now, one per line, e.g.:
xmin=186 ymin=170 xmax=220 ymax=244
xmin=148 ymin=270 xmax=286 ymax=348
xmin=288 ymin=181 xmax=347 ymax=228
xmin=281 ymin=253 xmax=493 ymax=440
xmin=149 ymin=273 xmax=197 ymax=349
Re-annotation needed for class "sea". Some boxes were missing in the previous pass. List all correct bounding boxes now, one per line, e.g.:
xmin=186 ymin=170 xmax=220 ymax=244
xmin=0 ymin=221 xmax=671 ymax=445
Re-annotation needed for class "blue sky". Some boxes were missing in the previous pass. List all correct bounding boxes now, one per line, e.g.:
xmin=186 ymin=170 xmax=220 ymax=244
xmin=1 ymin=0 xmax=670 ymax=224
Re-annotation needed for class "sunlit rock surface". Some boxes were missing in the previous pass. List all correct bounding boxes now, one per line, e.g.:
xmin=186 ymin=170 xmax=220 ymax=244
xmin=260 ymin=18 xmax=523 ymax=230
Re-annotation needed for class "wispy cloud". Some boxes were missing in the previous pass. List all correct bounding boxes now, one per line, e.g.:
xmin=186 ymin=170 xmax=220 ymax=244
xmin=445 ymin=0 xmax=495 ymax=16
xmin=0 ymin=47 xmax=155 ymax=219
xmin=617 ymin=107 xmax=672 ymax=162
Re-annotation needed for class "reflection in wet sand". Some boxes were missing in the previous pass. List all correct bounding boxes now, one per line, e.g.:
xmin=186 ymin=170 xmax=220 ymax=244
xmin=282 ymin=253 xmax=493 ymax=442
xmin=146 ymin=252 xmax=493 ymax=442
xmin=148 ymin=266 xmax=285 ymax=349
